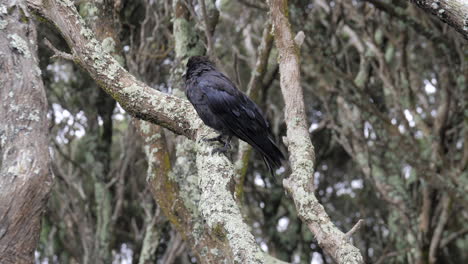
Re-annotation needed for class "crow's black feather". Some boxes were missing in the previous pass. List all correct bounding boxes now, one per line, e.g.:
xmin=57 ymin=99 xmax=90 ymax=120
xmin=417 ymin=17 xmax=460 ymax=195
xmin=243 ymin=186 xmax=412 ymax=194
xmin=185 ymin=56 xmax=285 ymax=175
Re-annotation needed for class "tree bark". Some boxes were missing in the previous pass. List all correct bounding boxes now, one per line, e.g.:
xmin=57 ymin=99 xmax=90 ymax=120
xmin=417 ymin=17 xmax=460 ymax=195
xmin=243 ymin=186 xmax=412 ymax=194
xmin=407 ymin=0 xmax=468 ymax=39
xmin=0 ymin=1 xmax=53 ymax=263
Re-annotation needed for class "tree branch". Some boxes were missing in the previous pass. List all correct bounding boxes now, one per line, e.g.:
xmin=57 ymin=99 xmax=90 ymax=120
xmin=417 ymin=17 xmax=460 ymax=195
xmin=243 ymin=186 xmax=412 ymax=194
xmin=364 ymin=0 xmax=455 ymax=45
xmin=44 ymin=38 xmax=75 ymax=60
xmin=267 ymin=0 xmax=364 ymax=263
xmin=196 ymin=127 xmax=266 ymax=263
xmin=406 ymin=0 xmax=468 ymax=39
xmin=27 ymin=0 xmax=199 ymax=139
xmin=429 ymin=195 xmax=451 ymax=264
xmin=345 ymin=219 xmax=365 ymax=240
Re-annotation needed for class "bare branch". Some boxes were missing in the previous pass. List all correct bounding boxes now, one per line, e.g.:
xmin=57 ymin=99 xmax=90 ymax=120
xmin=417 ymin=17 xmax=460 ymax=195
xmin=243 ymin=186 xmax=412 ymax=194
xmin=44 ymin=38 xmax=75 ymax=60
xmin=238 ymin=0 xmax=268 ymax=12
xmin=198 ymin=0 xmax=214 ymax=55
xmin=268 ymin=0 xmax=364 ymax=263
xmin=429 ymin=195 xmax=451 ymax=264
xmin=346 ymin=219 xmax=365 ymax=240
xmin=406 ymin=0 xmax=468 ymax=39
xmin=364 ymin=0 xmax=455 ymax=44
xmin=440 ymin=227 xmax=468 ymax=248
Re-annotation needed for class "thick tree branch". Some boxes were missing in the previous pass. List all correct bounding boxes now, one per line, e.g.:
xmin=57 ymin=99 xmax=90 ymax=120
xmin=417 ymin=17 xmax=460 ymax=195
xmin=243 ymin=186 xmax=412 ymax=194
xmin=26 ymin=0 xmax=199 ymax=139
xmin=136 ymin=121 xmax=228 ymax=263
xmin=406 ymin=0 xmax=468 ymax=39
xmin=196 ymin=127 xmax=265 ymax=264
xmin=364 ymin=0 xmax=455 ymax=44
xmin=267 ymin=0 xmax=364 ymax=263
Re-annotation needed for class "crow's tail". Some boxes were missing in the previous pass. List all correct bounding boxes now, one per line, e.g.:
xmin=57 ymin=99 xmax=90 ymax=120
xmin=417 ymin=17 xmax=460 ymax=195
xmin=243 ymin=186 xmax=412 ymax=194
xmin=257 ymin=137 xmax=285 ymax=178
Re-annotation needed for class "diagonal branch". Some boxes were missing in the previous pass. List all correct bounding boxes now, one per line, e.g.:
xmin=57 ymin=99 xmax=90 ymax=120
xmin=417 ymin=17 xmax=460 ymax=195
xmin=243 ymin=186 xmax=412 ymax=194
xmin=27 ymin=0 xmax=199 ymax=139
xmin=267 ymin=0 xmax=364 ymax=263
xmin=364 ymin=0 xmax=454 ymax=44
xmin=406 ymin=0 xmax=468 ymax=39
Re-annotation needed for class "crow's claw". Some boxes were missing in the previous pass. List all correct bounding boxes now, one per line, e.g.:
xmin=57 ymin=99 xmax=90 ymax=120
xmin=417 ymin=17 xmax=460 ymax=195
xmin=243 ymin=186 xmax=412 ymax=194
xmin=211 ymin=145 xmax=230 ymax=155
xmin=203 ymin=134 xmax=224 ymax=143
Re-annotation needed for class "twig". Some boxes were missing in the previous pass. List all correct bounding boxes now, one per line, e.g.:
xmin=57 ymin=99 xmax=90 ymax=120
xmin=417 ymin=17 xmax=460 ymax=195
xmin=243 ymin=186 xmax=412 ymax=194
xmin=238 ymin=0 xmax=268 ymax=11
xmin=198 ymin=0 xmax=213 ymax=55
xmin=440 ymin=227 xmax=468 ymax=248
xmin=345 ymin=219 xmax=365 ymax=239
xmin=429 ymin=195 xmax=451 ymax=263
xmin=44 ymin=38 xmax=74 ymax=61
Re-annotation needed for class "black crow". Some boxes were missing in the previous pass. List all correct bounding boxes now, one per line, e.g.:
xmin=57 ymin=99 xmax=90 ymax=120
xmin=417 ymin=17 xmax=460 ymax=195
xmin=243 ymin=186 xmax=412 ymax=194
xmin=185 ymin=56 xmax=284 ymax=176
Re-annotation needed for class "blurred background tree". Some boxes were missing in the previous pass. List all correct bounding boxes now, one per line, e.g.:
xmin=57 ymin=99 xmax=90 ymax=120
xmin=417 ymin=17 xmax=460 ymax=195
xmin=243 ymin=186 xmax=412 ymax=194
xmin=1 ymin=0 xmax=465 ymax=263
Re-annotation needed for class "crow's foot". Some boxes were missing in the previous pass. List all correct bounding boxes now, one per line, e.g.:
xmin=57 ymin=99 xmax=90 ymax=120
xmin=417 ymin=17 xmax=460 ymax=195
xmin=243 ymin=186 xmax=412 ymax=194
xmin=203 ymin=134 xmax=224 ymax=144
xmin=210 ymin=135 xmax=233 ymax=155
xmin=211 ymin=145 xmax=230 ymax=155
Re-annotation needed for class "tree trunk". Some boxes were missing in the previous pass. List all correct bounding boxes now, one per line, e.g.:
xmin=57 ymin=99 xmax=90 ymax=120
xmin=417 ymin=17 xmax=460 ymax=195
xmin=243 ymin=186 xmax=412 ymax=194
xmin=0 ymin=1 xmax=53 ymax=263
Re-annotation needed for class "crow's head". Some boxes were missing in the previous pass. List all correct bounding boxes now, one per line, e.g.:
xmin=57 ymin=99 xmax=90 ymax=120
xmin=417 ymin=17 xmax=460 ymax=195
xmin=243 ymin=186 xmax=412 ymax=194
xmin=185 ymin=56 xmax=216 ymax=81
xmin=186 ymin=56 xmax=214 ymax=69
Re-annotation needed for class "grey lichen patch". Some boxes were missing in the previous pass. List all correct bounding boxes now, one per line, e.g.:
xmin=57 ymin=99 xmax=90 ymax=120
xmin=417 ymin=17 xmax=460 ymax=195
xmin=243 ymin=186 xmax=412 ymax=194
xmin=139 ymin=121 xmax=151 ymax=134
xmin=85 ymin=39 xmax=122 ymax=80
xmin=80 ymin=27 xmax=93 ymax=39
xmin=0 ymin=5 xmax=7 ymax=14
xmin=0 ymin=133 xmax=6 ymax=147
xmin=34 ymin=65 xmax=42 ymax=76
xmin=105 ymin=61 xmax=122 ymax=80
xmin=173 ymin=18 xmax=205 ymax=59
xmin=144 ymin=145 xmax=160 ymax=181
xmin=102 ymin=37 xmax=116 ymax=54
xmin=8 ymin=34 xmax=31 ymax=58
xmin=0 ymin=19 xmax=7 ymax=30
xmin=59 ymin=0 xmax=75 ymax=8
xmin=79 ymin=2 xmax=98 ymax=21
xmin=147 ymin=94 xmax=188 ymax=125
xmin=122 ymin=83 xmax=141 ymax=102
xmin=9 ymin=103 xmax=20 ymax=113
xmin=146 ymin=132 xmax=161 ymax=143
xmin=6 ymin=149 xmax=33 ymax=178
xmin=28 ymin=110 xmax=40 ymax=122
xmin=169 ymin=139 xmax=200 ymax=215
